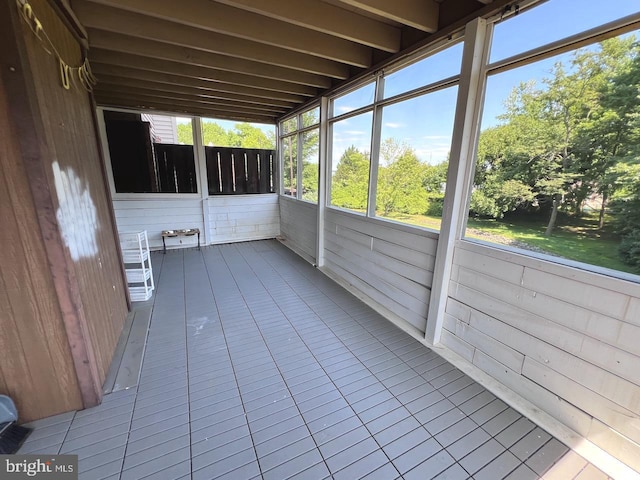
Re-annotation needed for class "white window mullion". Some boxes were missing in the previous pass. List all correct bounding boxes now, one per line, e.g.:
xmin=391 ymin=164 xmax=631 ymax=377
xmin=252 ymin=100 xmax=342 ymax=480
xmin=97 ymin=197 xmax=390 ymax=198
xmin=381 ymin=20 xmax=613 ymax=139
xmin=425 ymin=17 xmax=490 ymax=344
xmin=367 ymin=76 xmax=385 ymax=218
xmin=316 ymin=97 xmax=330 ymax=267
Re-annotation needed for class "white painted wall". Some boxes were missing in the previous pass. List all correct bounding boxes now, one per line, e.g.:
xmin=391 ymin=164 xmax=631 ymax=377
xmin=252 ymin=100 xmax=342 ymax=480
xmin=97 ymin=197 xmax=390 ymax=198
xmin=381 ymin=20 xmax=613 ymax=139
xmin=323 ymin=209 xmax=438 ymax=334
xmin=442 ymin=240 xmax=640 ymax=471
xmin=207 ymin=194 xmax=280 ymax=244
xmin=113 ymin=194 xmax=280 ymax=250
xmin=279 ymin=196 xmax=317 ymax=264
xmin=113 ymin=198 xmax=204 ymax=250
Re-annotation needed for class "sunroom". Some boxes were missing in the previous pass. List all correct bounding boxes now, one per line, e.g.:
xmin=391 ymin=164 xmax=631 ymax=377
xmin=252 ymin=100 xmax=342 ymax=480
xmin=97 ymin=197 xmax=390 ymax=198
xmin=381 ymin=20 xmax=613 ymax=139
xmin=2 ymin=0 xmax=640 ymax=478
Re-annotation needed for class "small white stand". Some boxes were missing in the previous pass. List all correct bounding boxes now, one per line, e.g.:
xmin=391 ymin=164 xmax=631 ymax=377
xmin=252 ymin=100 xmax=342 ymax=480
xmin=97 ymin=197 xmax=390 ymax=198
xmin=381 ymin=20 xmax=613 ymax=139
xmin=119 ymin=231 xmax=154 ymax=302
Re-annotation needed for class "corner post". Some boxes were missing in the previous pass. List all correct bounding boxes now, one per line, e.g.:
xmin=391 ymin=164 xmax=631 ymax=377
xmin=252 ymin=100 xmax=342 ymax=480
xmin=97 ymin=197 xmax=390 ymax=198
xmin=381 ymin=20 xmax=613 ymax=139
xmin=425 ymin=17 xmax=490 ymax=344
xmin=316 ymin=96 xmax=329 ymax=267
xmin=193 ymin=116 xmax=210 ymax=246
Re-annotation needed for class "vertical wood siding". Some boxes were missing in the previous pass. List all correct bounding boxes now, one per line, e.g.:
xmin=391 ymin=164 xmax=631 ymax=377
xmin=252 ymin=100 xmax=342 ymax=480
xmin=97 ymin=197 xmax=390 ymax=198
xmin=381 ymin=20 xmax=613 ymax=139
xmin=323 ymin=209 xmax=437 ymax=333
xmin=279 ymin=197 xmax=317 ymax=264
xmin=0 ymin=80 xmax=82 ymax=422
xmin=22 ymin=0 xmax=128 ymax=386
xmin=443 ymin=240 xmax=640 ymax=471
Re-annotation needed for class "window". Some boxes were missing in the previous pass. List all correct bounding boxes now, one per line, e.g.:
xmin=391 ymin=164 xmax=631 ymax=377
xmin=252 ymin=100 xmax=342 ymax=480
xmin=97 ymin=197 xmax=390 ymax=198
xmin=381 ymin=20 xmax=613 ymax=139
xmin=278 ymin=106 xmax=320 ymax=203
xmin=375 ymin=86 xmax=457 ymax=231
xmin=383 ymin=42 xmax=463 ymax=99
xmin=490 ymin=0 xmax=640 ymax=63
xmin=467 ymin=6 xmax=640 ymax=275
xmin=325 ymin=40 xmax=462 ymax=228
xmin=301 ymin=129 xmax=319 ymax=202
xmin=330 ymin=111 xmax=373 ymax=212
xmin=332 ymin=83 xmax=376 ymax=116
xmin=104 ymin=110 xmax=197 ymax=194
xmin=282 ymin=134 xmax=298 ymax=196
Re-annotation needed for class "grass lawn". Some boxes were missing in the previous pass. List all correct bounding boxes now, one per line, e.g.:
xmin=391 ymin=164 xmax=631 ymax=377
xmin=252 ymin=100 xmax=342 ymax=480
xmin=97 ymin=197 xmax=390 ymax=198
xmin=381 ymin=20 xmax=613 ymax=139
xmin=381 ymin=211 xmax=639 ymax=275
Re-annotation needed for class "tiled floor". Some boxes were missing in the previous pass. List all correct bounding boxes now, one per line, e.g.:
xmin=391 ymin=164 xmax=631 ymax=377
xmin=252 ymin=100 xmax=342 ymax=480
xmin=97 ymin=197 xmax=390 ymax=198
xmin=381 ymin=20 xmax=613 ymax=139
xmin=19 ymin=240 xmax=611 ymax=479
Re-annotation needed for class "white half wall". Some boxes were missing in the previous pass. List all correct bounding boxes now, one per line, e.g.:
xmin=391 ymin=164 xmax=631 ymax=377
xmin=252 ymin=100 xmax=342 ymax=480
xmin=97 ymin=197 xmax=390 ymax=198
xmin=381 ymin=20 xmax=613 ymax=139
xmin=279 ymin=196 xmax=317 ymax=264
xmin=113 ymin=194 xmax=280 ymax=250
xmin=442 ymin=239 xmax=640 ymax=472
xmin=113 ymin=198 xmax=204 ymax=250
xmin=207 ymin=194 xmax=280 ymax=244
xmin=323 ymin=208 xmax=438 ymax=334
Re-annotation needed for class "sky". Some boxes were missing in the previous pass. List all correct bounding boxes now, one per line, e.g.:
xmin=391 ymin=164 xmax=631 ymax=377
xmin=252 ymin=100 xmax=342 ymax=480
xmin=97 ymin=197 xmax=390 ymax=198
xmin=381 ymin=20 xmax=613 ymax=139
xmin=330 ymin=0 xmax=640 ymax=166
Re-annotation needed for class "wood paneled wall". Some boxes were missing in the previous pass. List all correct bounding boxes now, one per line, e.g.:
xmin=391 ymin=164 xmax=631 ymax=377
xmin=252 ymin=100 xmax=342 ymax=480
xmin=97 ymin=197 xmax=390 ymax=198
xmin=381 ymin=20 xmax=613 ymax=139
xmin=0 ymin=79 xmax=83 ymax=422
xmin=0 ymin=0 xmax=128 ymax=420
xmin=20 ymin=0 xmax=128 ymax=386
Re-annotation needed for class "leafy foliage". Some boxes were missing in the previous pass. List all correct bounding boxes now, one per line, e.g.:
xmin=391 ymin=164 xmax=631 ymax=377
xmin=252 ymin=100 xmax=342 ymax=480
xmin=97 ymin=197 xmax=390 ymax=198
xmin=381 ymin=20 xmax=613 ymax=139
xmin=177 ymin=121 xmax=276 ymax=149
xmin=472 ymin=36 xmax=640 ymax=267
xmin=331 ymin=146 xmax=370 ymax=210
xmin=331 ymin=139 xmax=449 ymax=219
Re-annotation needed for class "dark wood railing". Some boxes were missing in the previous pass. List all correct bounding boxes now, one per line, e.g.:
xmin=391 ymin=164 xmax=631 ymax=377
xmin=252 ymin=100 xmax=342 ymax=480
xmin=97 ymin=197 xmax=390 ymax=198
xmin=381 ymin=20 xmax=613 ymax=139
xmin=205 ymin=147 xmax=274 ymax=195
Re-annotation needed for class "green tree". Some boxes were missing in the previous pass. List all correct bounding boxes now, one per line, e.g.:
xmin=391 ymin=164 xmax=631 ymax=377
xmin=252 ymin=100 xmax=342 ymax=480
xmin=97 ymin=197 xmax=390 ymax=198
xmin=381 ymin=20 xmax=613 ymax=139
xmin=233 ymin=123 xmax=276 ymax=149
xmin=574 ymin=37 xmax=640 ymax=227
xmin=177 ymin=123 xmax=193 ymax=144
xmin=376 ymin=139 xmax=428 ymax=216
xmin=301 ymin=129 xmax=319 ymax=202
xmin=472 ymin=113 xmax=536 ymax=217
xmin=331 ymin=146 xmax=369 ymax=210
xmin=200 ymin=121 xmax=229 ymax=146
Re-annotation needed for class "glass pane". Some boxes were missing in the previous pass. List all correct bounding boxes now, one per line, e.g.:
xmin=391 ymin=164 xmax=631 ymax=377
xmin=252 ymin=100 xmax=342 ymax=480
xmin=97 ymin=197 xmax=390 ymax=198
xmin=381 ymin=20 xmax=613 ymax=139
xmin=470 ymin=30 xmax=640 ymax=276
xmin=301 ymin=129 xmax=319 ymax=203
xmin=332 ymin=82 xmax=376 ymax=117
xmin=302 ymin=107 xmax=320 ymax=127
xmin=141 ymin=114 xmax=193 ymax=145
xmin=281 ymin=117 xmax=298 ymax=135
xmin=375 ymin=86 xmax=458 ymax=231
xmin=106 ymin=111 xmax=197 ymax=193
xmin=282 ymin=135 xmax=298 ymax=196
xmin=384 ymin=42 xmax=463 ymax=99
xmin=330 ymin=111 xmax=373 ymax=211
xmin=490 ymin=0 xmax=640 ymax=63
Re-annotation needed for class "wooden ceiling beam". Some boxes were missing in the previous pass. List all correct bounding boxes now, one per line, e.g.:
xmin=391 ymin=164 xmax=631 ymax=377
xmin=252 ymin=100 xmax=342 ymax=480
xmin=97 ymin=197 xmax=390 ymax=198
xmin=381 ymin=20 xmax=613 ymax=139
xmin=87 ymin=30 xmax=332 ymax=88
xmin=91 ymin=64 xmax=307 ymax=103
xmin=335 ymin=0 xmax=439 ymax=32
xmin=95 ymin=86 xmax=287 ymax=114
xmin=90 ymin=51 xmax=319 ymax=97
xmin=74 ymin=1 xmax=350 ymax=78
xmin=96 ymin=75 xmax=296 ymax=109
xmin=95 ymin=93 xmax=279 ymax=121
xmin=79 ymin=0 xmax=372 ymax=67
xmin=96 ymin=97 xmax=278 ymax=123
xmin=213 ymin=0 xmax=401 ymax=52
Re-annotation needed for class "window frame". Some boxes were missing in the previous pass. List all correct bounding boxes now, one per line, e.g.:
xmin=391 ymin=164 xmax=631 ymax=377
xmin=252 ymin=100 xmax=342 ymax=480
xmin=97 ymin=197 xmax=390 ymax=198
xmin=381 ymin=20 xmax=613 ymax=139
xmin=98 ymin=106 xmax=202 ymax=200
xmin=459 ymin=4 xmax=640 ymax=279
xmin=278 ymin=104 xmax=321 ymax=203
xmin=326 ymin=38 xmax=464 ymax=228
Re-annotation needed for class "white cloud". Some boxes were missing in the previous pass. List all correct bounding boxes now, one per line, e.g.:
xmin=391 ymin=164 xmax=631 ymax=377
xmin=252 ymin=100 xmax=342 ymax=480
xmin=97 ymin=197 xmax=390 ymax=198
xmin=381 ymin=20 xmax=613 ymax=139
xmin=422 ymin=135 xmax=450 ymax=140
xmin=337 ymin=106 xmax=354 ymax=113
xmin=384 ymin=122 xmax=404 ymax=129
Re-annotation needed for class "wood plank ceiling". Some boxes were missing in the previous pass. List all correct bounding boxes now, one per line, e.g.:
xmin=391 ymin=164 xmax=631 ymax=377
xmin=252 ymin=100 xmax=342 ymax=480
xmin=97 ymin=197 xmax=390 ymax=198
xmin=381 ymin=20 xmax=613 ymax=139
xmin=70 ymin=0 xmax=500 ymax=123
